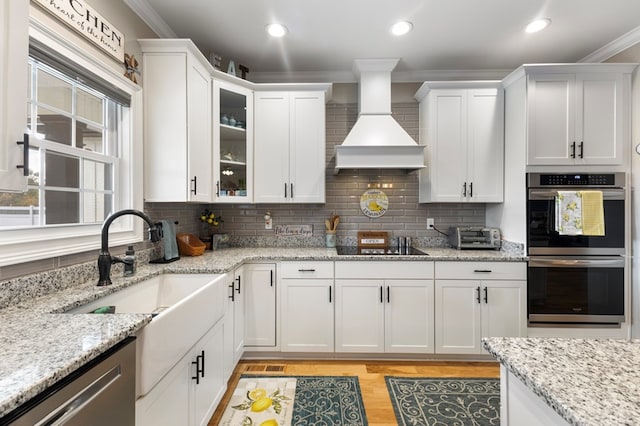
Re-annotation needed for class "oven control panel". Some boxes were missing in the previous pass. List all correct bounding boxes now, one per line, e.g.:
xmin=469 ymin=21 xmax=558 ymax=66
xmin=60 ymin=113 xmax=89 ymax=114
xmin=530 ymin=172 xmax=624 ymax=188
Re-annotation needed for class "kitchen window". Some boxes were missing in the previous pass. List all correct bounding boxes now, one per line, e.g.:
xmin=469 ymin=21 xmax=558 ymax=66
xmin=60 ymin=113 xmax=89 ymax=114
xmin=0 ymin=26 xmax=143 ymax=266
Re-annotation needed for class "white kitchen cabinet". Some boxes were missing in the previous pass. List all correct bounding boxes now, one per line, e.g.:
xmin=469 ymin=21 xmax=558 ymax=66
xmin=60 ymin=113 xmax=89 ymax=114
xmin=244 ymin=263 xmax=277 ymax=348
xmin=223 ymin=266 xmax=244 ymax=381
xmin=140 ymin=39 xmax=212 ymax=202
xmin=434 ymin=261 xmax=526 ymax=355
xmin=280 ymin=261 xmax=334 ymax=352
xmin=527 ymin=71 xmax=628 ymax=166
xmin=415 ymin=82 xmax=503 ymax=203
xmin=0 ymin=0 xmax=29 ymax=192
xmin=254 ymin=91 xmax=326 ymax=203
xmin=213 ymin=80 xmax=253 ymax=202
xmin=334 ymin=261 xmax=435 ymax=354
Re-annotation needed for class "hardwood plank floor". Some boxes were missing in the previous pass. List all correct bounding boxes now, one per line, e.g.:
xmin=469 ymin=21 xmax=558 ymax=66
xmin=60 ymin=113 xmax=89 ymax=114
xmin=209 ymin=359 xmax=500 ymax=425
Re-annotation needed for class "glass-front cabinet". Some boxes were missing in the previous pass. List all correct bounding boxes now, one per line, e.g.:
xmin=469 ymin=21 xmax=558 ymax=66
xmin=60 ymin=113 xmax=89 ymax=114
xmin=213 ymin=80 xmax=253 ymax=202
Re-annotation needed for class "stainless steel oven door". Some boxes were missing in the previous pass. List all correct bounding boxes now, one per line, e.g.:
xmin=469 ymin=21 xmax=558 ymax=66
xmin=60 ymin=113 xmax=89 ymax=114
xmin=528 ymin=256 xmax=625 ymax=325
xmin=527 ymin=188 xmax=625 ymax=255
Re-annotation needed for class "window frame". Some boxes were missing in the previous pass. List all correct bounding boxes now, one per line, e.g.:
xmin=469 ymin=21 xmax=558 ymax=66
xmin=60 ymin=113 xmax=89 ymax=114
xmin=0 ymin=19 xmax=144 ymax=266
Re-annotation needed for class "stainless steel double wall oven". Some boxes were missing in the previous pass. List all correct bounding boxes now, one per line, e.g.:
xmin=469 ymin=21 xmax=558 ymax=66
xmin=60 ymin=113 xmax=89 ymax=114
xmin=526 ymin=172 xmax=626 ymax=326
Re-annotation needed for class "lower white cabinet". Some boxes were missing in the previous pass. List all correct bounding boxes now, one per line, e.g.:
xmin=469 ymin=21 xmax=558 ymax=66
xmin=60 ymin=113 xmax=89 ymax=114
xmin=136 ymin=320 xmax=225 ymax=426
xmin=223 ymin=266 xmax=244 ymax=381
xmin=244 ymin=263 xmax=277 ymax=348
xmin=434 ymin=261 xmax=527 ymax=354
xmin=334 ymin=262 xmax=435 ymax=354
xmin=280 ymin=261 xmax=335 ymax=352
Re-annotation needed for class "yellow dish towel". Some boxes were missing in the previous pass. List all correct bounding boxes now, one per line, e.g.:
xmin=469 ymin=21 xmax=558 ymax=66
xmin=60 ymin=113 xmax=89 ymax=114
xmin=580 ymin=190 xmax=605 ymax=236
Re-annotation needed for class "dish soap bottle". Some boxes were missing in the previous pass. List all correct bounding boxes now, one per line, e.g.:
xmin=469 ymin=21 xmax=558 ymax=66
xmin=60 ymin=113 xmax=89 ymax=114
xmin=124 ymin=245 xmax=136 ymax=276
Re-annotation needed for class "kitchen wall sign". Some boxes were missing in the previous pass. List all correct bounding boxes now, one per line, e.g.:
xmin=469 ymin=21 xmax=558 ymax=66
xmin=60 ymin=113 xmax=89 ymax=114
xmin=34 ymin=0 xmax=125 ymax=62
xmin=360 ymin=189 xmax=388 ymax=218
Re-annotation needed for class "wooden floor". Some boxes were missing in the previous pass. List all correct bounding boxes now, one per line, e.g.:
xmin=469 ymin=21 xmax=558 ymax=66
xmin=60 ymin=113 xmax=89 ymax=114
xmin=208 ymin=359 xmax=500 ymax=425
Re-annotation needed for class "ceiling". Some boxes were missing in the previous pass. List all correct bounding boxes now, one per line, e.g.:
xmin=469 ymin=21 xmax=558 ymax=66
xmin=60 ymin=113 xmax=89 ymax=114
xmin=126 ymin=0 xmax=640 ymax=82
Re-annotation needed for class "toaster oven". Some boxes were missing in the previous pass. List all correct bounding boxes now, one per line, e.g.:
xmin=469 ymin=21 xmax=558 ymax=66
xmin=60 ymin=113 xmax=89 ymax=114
xmin=449 ymin=227 xmax=501 ymax=250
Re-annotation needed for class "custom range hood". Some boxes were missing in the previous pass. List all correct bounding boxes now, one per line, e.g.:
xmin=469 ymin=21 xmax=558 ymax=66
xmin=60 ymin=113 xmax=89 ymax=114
xmin=334 ymin=59 xmax=425 ymax=173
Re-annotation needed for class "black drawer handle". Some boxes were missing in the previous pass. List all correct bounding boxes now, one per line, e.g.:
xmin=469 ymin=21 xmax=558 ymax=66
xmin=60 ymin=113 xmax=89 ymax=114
xmin=473 ymin=269 xmax=492 ymax=273
xmin=298 ymin=269 xmax=316 ymax=272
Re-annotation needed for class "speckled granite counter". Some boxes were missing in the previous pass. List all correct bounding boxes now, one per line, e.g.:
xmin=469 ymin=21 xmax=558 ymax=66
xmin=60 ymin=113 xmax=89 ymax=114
xmin=0 ymin=246 xmax=524 ymax=418
xmin=483 ymin=337 xmax=640 ymax=426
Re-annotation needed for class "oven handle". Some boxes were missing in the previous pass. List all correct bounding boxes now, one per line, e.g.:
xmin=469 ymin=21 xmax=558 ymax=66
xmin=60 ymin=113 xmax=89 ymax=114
xmin=529 ymin=257 xmax=625 ymax=268
xmin=528 ymin=189 xmax=625 ymax=200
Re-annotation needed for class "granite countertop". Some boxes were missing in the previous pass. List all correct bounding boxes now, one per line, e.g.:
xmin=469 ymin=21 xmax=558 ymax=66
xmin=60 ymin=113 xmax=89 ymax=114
xmin=0 ymin=246 xmax=524 ymax=418
xmin=483 ymin=337 xmax=640 ymax=426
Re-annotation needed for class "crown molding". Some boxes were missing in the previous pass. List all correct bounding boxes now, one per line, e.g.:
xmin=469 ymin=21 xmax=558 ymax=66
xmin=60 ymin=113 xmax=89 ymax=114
xmin=250 ymin=68 xmax=513 ymax=84
xmin=580 ymin=25 xmax=640 ymax=63
xmin=123 ymin=0 xmax=176 ymax=38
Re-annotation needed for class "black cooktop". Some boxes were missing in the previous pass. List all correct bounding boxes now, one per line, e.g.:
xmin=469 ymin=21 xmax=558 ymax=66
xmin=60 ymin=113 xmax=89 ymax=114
xmin=335 ymin=246 xmax=428 ymax=256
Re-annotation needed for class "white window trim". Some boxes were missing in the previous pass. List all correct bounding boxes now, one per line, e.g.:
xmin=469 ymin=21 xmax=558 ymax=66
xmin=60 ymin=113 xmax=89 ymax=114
xmin=0 ymin=18 xmax=144 ymax=267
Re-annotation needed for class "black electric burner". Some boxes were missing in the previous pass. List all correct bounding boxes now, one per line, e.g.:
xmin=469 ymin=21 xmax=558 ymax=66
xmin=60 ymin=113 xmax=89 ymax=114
xmin=335 ymin=246 xmax=428 ymax=256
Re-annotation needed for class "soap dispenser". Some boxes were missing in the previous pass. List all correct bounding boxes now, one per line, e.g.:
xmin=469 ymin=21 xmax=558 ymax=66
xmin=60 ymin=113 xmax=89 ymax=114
xmin=124 ymin=245 xmax=136 ymax=276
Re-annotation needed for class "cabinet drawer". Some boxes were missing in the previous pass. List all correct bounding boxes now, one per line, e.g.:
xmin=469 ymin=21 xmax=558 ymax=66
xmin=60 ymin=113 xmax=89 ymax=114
xmin=280 ymin=261 xmax=334 ymax=279
xmin=435 ymin=261 xmax=526 ymax=280
xmin=335 ymin=261 xmax=434 ymax=279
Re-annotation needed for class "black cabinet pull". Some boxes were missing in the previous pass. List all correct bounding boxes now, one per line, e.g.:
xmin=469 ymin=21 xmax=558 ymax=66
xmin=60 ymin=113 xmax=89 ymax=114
xmin=216 ymin=181 xmax=220 ymax=197
xmin=386 ymin=286 xmax=390 ymax=303
xmin=329 ymin=286 xmax=332 ymax=303
xmin=474 ymin=269 xmax=492 ymax=273
xmin=379 ymin=286 xmax=383 ymax=303
xmin=270 ymin=269 xmax=274 ymax=287
xmin=228 ymin=282 xmax=235 ymax=302
xmin=463 ymin=182 xmax=467 ymax=197
xmin=298 ymin=269 xmax=316 ymax=272
xmin=191 ymin=176 xmax=197 ymax=194
xmin=571 ymin=141 xmax=576 ymax=159
xmin=200 ymin=350 xmax=205 ymax=378
xmin=235 ymin=275 xmax=241 ymax=293
xmin=290 ymin=183 xmax=294 ymax=199
xmin=284 ymin=183 xmax=287 ymax=198
xmin=16 ymin=133 xmax=29 ymax=176
xmin=579 ymin=141 xmax=584 ymax=158
xmin=191 ymin=351 xmax=204 ymax=384
xmin=483 ymin=287 xmax=488 ymax=304
xmin=469 ymin=182 xmax=473 ymax=197
xmin=475 ymin=286 xmax=481 ymax=304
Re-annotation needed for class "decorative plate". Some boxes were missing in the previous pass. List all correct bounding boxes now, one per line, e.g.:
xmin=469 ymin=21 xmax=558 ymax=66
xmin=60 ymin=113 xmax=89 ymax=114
xmin=360 ymin=189 xmax=388 ymax=218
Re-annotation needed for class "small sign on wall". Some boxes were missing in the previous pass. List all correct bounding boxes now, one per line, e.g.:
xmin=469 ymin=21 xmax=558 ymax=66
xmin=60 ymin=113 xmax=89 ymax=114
xmin=34 ymin=0 xmax=125 ymax=62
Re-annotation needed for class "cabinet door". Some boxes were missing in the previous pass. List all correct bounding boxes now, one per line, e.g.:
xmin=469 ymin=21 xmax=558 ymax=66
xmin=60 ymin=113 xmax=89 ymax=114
xmin=385 ymin=280 xmax=435 ymax=353
xmin=335 ymin=279 xmax=385 ymax=353
xmin=187 ymin=57 xmax=212 ymax=202
xmin=289 ymin=92 xmax=325 ymax=203
xmin=254 ymin=92 xmax=290 ymax=203
xmin=191 ymin=321 xmax=225 ymax=426
xmin=213 ymin=81 xmax=253 ymax=202
xmin=575 ymin=73 xmax=623 ymax=165
xmin=481 ymin=280 xmax=527 ymax=340
xmin=0 ymin=0 xmax=28 ymax=192
xmin=424 ymin=90 xmax=467 ymax=202
xmin=244 ymin=264 xmax=277 ymax=347
xmin=467 ymin=89 xmax=503 ymax=202
xmin=232 ymin=267 xmax=245 ymax=362
xmin=281 ymin=278 xmax=334 ymax=352
xmin=435 ymin=280 xmax=482 ymax=354
xmin=527 ymin=74 xmax=575 ymax=165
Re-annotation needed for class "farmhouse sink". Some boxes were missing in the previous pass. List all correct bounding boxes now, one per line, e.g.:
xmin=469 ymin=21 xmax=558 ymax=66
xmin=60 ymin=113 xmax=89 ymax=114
xmin=67 ymin=273 xmax=227 ymax=397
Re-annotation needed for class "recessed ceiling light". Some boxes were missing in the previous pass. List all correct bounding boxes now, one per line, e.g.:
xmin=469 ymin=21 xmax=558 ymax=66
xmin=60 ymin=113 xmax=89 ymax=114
xmin=391 ymin=21 xmax=413 ymax=36
xmin=525 ymin=18 xmax=551 ymax=33
xmin=266 ymin=23 xmax=288 ymax=38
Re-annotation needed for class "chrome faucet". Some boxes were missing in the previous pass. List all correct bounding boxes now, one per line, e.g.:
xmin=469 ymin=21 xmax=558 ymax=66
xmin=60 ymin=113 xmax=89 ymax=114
xmin=97 ymin=209 xmax=161 ymax=286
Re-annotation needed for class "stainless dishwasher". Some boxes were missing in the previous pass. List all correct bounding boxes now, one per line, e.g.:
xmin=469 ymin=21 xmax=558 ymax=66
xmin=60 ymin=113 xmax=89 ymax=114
xmin=2 ymin=337 xmax=136 ymax=425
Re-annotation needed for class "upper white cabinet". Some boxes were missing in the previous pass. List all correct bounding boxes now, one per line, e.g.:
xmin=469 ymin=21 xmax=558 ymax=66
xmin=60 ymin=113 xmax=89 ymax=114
xmin=140 ymin=39 xmax=212 ymax=202
xmin=0 ymin=0 xmax=29 ymax=192
xmin=213 ymin=81 xmax=253 ymax=202
xmin=254 ymin=91 xmax=326 ymax=203
xmin=415 ymin=82 xmax=504 ymax=203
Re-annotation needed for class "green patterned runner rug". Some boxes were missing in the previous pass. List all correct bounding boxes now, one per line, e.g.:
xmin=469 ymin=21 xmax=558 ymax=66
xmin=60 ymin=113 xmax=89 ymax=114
xmin=220 ymin=375 xmax=368 ymax=426
xmin=385 ymin=377 xmax=500 ymax=426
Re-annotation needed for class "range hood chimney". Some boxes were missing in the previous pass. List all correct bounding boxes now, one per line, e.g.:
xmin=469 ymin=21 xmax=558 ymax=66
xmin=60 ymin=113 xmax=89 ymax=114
xmin=334 ymin=59 xmax=425 ymax=173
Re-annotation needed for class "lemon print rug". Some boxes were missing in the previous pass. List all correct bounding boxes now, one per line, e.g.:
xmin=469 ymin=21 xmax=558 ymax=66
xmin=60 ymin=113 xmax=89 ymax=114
xmin=220 ymin=375 xmax=368 ymax=426
xmin=385 ymin=377 xmax=500 ymax=426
